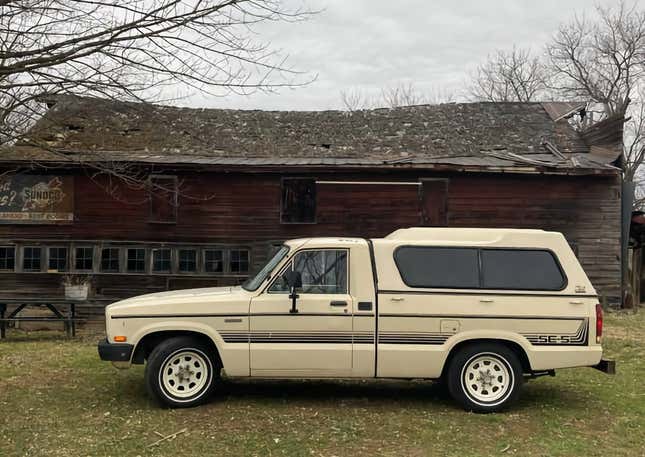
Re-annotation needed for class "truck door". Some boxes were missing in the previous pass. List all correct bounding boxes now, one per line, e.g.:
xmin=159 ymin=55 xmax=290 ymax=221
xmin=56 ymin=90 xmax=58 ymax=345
xmin=249 ymin=249 xmax=354 ymax=377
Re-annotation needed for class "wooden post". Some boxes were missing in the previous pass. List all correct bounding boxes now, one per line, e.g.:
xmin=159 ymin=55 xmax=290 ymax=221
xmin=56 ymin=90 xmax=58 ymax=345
xmin=65 ymin=303 xmax=71 ymax=338
xmin=70 ymin=303 xmax=76 ymax=337
xmin=0 ymin=303 xmax=5 ymax=339
xmin=633 ymin=247 xmax=642 ymax=307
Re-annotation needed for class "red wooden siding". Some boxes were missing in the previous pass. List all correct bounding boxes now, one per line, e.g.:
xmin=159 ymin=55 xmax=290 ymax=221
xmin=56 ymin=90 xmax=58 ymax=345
xmin=0 ymin=170 xmax=621 ymax=300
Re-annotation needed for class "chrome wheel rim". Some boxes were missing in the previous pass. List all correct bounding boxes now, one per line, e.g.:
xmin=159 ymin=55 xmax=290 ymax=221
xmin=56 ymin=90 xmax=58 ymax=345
xmin=160 ymin=349 xmax=210 ymax=400
xmin=461 ymin=352 xmax=513 ymax=406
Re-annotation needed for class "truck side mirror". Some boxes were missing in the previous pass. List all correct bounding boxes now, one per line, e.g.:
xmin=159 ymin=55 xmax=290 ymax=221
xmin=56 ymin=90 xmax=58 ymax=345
xmin=286 ymin=270 xmax=302 ymax=314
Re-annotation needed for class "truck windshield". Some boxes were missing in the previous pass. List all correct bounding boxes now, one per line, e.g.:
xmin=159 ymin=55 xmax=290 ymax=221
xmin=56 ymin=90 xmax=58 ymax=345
xmin=242 ymin=245 xmax=290 ymax=291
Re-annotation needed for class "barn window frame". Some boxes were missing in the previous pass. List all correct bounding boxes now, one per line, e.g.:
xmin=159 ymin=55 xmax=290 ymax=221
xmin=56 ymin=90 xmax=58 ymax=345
xmin=230 ymin=249 xmax=250 ymax=274
xmin=280 ymin=177 xmax=317 ymax=224
xmin=74 ymin=246 xmax=95 ymax=272
xmin=178 ymin=248 xmax=199 ymax=274
xmin=47 ymin=246 xmax=69 ymax=272
xmin=0 ymin=246 xmax=16 ymax=272
xmin=0 ymin=242 xmax=254 ymax=278
xmin=203 ymin=248 xmax=224 ymax=273
xmin=22 ymin=246 xmax=43 ymax=272
xmin=100 ymin=247 xmax=121 ymax=273
xmin=151 ymin=247 xmax=173 ymax=274
xmin=148 ymin=175 xmax=178 ymax=224
xmin=126 ymin=247 xmax=147 ymax=273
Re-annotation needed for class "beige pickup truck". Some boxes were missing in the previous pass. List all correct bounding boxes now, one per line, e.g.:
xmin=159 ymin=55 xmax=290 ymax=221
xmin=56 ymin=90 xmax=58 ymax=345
xmin=98 ymin=228 xmax=614 ymax=412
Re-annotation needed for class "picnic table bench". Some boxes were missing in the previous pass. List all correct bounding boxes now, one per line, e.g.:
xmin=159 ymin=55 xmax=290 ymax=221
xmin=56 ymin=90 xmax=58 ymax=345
xmin=0 ymin=297 xmax=116 ymax=339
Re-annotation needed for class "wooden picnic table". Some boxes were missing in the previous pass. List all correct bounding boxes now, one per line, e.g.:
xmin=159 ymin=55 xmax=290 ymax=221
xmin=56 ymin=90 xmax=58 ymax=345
xmin=0 ymin=297 xmax=116 ymax=339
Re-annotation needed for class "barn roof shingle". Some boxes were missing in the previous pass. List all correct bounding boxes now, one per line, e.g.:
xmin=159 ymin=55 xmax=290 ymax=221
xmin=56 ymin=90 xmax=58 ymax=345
xmin=4 ymin=96 xmax=621 ymax=174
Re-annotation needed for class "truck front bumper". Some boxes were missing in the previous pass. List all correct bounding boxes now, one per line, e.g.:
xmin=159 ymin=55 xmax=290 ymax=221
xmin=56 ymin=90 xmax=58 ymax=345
xmin=98 ymin=338 xmax=134 ymax=362
xmin=592 ymin=359 xmax=616 ymax=374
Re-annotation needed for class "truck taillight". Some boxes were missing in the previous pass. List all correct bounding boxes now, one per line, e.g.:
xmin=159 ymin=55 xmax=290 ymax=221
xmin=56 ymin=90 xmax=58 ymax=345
xmin=595 ymin=303 xmax=603 ymax=343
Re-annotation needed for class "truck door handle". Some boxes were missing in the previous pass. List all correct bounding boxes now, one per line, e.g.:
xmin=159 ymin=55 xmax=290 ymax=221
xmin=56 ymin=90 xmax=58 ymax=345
xmin=479 ymin=299 xmax=494 ymax=303
xmin=569 ymin=300 xmax=584 ymax=305
xmin=330 ymin=301 xmax=347 ymax=307
xmin=390 ymin=297 xmax=404 ymax=302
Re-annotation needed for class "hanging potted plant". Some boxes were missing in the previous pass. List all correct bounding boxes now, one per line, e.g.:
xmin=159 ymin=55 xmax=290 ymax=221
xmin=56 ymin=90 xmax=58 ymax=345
xmin=62 ymin=274 xmax=93 ymax=300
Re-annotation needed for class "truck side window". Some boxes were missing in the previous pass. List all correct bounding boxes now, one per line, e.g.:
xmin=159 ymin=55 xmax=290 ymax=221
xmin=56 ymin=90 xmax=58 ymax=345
xmin=481 ymin=249 xmax=566 ymax=290
xmin=269 ymin=249 xmax=348 ymax=294
xmin=394 ymin=247 xmax=479 ymax=289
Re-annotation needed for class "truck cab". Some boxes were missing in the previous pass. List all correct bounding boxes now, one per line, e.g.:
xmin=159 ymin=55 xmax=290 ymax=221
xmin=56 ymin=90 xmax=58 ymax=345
xmin=98 ymin=228 xmax=614 ymax=412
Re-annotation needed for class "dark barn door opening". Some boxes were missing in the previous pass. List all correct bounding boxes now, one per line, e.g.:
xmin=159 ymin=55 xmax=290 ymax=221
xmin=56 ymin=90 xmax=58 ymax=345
xmin=421 ymin=179 xmax=448 ymax=227
xmin=313 ymin=179 xmax=449 ymax=237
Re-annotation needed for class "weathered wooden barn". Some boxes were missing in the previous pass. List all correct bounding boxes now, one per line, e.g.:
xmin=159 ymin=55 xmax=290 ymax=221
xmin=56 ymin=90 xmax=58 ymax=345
xmin=0 ymin=96 xmax=624 ymax=313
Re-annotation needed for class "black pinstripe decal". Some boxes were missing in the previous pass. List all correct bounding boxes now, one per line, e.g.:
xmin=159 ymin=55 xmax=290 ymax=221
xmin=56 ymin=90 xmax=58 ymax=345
xmin=521 ymin=319 xmax=589 ymax=346
xmin=217 ymin=319 xmax=589 ymax=346
xmin=111 ymin=313 xmax=374 ymax=319
xmin=218 ymin=331 xmax=375 ymax=344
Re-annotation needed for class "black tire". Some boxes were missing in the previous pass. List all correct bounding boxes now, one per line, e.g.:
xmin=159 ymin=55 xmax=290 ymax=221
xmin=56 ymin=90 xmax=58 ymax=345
xmin=144 ymin=336 xmax=220 ymax=408
xmin=446 ymin=343 xmax=523 ymax=413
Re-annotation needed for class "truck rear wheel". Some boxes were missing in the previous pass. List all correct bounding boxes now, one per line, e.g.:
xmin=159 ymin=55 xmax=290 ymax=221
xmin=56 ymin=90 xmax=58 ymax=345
xmin=446 ymin=343 xmax=523 ymax=413
xmin=145 ymin=336 xmax=219 ymax=408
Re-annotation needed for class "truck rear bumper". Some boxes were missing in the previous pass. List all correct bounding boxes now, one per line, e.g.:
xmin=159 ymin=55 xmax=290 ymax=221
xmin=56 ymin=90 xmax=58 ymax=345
xmin=592 ymin=359 xmax=616 ymax=374
xmin=98 ymin=338 xmax=134 ymax=362
xmin=529 ymin=345 xmax=603 ymax=371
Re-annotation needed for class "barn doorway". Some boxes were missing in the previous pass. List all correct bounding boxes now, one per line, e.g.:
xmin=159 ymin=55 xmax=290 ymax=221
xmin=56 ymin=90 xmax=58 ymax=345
xmin=420 ymin=179 xmax=449 ymax=226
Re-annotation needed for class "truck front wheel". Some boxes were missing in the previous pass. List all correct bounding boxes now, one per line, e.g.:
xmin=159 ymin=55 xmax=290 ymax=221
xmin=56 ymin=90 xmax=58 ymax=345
xmin=446 ymin=343 xmax=523 ymax=413
xmin=145 ymin=336 xmax=220 ymax=408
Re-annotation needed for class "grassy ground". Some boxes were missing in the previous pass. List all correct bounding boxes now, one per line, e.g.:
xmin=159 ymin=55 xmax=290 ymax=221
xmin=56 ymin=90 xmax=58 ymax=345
xmin=0 ymin=312 xmax=643 ymax=457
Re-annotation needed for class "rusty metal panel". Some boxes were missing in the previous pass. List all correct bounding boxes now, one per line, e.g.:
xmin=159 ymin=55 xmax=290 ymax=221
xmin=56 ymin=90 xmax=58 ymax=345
xmin=0 ymin=175 xmax=74 ymax=224
xmin=541 ymin=102 xmax=586 ymax=121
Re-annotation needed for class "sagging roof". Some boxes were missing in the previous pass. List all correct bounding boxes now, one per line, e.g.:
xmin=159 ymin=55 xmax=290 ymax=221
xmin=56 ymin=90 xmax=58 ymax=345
xmin=4 ymin=96 xmax=623 ymax=175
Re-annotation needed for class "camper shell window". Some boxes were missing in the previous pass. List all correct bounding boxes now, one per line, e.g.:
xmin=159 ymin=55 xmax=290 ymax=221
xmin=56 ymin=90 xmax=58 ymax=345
xmin=394 ymin=246 xmax=566 ymax=291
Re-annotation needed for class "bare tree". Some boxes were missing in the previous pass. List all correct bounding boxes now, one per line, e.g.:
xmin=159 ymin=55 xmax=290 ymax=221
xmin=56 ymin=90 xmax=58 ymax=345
xmin=340 ymin=88 xmax=374 ymax=111
xmin=547 ymin=0 xmax=645 ymax=204
xmin=547 ymin=1 xmax=645 ymax=117
xmin=340 ymin=82 xmax=454 ymax=111
xmin=469 ymin=46 xmax=548 ymax=102
xmin=626 ymin=87 xmax=645 ymax=187
xmin=381 ymin=82 xmax=427 ymax=107
xmin=546 ymin=1 xmax=645 ymax=307
xmin=0 ymin=0 xmax=312 ymax=202
xmin=0 ymin=0 xmax=311 ymax=147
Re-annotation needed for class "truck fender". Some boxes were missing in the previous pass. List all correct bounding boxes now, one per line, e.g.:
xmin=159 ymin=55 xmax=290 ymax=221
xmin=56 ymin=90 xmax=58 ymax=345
xmin=130 ymin=320 xmax=226 ymax=361
xmin=440 ymin=329 xmax=535 ymax=372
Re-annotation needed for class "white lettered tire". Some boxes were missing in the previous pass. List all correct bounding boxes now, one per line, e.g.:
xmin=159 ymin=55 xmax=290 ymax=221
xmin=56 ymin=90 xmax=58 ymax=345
xmin=446 ymin=343 xmax=523 ymax=413
xmin=145 ymin=336 xmax=220 ymax=408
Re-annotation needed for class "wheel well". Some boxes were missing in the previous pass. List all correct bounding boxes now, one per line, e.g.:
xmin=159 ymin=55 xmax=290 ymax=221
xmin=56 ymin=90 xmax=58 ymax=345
xmin=132 ymin=330 xmax=221 ymax=366
xmin=441 ymin=338 xmax=532 ymax=378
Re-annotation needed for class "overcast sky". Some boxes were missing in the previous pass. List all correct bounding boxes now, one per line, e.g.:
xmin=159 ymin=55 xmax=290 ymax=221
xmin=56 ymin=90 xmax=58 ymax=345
xmin=181 ymin=0 xmax=644 ymax=111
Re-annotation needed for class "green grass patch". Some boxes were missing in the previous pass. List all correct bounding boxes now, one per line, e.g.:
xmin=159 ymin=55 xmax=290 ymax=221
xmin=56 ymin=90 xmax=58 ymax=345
xmin=0 ymin=311 xmax=643 ymax=456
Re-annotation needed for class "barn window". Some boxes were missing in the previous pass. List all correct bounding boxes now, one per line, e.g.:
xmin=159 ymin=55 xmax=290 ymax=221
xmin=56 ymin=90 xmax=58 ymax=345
xmin=0 ymin=247 xmax=15 ymax=271
xmin=149 ymin=175 xmax=178 ymax=223
xmin=101 ymin=248 xmax=120 ymax=272
xmin=204 ymin=249 xmax=223 ymax=273
xmin=281 ymin=178 xmax=316 ymax=224
xmin=48 ymin=247 xmax=68 ymax=272
xmin=75 ymin=247 xmax=94 ymax=271
xmin=126 ymin=248 xmax=146 ymax=273
xmin=23 ymin=247 xmax=42 ymax=272
xmin=230 ymin=250 xmax=249 ymax=273
xmin=178 ymin=249 xmax=197 ymax=273
xmin=152 ymin=248 xmax=172 ymax=273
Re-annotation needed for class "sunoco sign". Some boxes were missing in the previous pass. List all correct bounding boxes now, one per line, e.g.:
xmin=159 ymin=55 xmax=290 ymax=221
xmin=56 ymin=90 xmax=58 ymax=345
xmin=0 ymin=175 xmax=74 ymax=223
